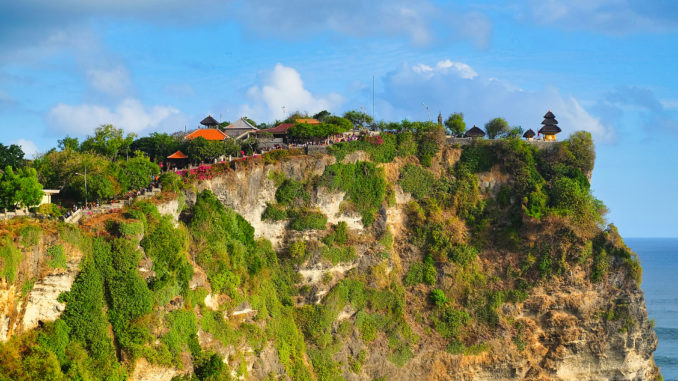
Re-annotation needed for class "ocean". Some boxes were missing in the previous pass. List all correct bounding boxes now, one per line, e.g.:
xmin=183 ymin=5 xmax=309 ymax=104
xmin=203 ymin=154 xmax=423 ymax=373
xmin=626 ymin=238 xmax=678 ymax=381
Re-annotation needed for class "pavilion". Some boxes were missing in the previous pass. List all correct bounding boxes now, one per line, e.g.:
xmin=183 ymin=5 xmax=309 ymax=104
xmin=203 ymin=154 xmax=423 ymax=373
xmin=523 ymin=129 xmax=536 ymax=141
xmin=464 ymin=125 xmax=486 ymax=138
xmin=184 ymin=115 xmax=228 ymax=141
xmin=538 ymin=111 xmax=562 ymax=141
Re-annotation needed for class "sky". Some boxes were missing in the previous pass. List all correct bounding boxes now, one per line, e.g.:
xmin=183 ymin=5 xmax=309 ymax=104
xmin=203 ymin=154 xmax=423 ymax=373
xmin=0 ymin=0 xmax=677 ymax=237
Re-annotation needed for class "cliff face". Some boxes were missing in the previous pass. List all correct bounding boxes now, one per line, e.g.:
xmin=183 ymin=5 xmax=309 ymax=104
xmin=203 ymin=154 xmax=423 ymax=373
xmin=175 ymin=148 xmax=658 ymax=380
xmin=0 ymin=140 xmax=660 ymax=380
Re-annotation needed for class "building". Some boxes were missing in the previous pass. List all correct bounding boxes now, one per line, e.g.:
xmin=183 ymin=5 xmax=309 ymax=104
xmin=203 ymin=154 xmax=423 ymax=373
xmin=538 ymin=111 xmax=562 ymax=141
xmin=166 ymin=150 xmax=189 ymax=169
xmin=185 ymin=115 xmax=228 ymax=141
xmin=523 ymin=129 xmax=536 ymax=141
xmin=464 ymin=125 xmax=486 ymax=138
xmin=39 ymin=189 xmax=60 ymax=206
xmin=223 ymin=117 xmax=259 ymax=139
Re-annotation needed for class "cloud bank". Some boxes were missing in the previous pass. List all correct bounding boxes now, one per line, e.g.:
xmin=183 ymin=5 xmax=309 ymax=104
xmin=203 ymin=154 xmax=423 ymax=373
xmin=378 ymin=59 xmax=614 ymax=141
xmin=47 ymin=98 xmax=180 ymax=136
xmin=240 ymin=64 xmax=343 ymax=121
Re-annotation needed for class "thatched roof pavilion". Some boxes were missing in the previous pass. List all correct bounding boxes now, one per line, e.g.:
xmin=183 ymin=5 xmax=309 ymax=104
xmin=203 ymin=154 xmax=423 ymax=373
xmin=523 ymin=128 xmax=536 ymax=140
xmin=465 ymin=125 xmax=486 ymax=138
xmin=538 ymin=110 xmax=562 ymax=141
xmin=200 ymin=115 xmax=219 ymax=128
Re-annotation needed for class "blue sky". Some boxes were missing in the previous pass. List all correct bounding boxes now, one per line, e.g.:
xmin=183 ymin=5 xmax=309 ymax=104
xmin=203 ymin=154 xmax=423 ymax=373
xmin=0 ymin=0 xmax=677 ymax=237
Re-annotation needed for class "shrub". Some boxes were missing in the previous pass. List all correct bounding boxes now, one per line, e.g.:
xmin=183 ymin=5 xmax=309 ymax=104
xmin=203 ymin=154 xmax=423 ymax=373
xmin=429 ymin=289 xmax=448 ymax=307
xmin=289 ymin=210 xmax=327 ymax=231
xmin=399 ymin=164 xmax=437 ymax=200
xmin=319 ymin=161 xmax=386 ymax=226
xmin=261 ymin=202 xmax=287 ymax=221
xmin=118 ymin=220 xmax=144 ymax=237
xmin=289 ymin=240 xmax=306 ymax=259
xmin=404 ymin=263 xmax=424 ymax=286
xmin=416 ymin=128 xmax=445 ymax=167
xmin=19 ymin=225 xmax=41 ymax=247
xmin=323 ymin=221 xmax=349 ymax=246
xmin=47 ymin=245 xmax=67 ymax=269
xmin=37 ymin=203 xmax=64 ymax=217
xmin=449 ymin=245 xmax=478 ymax=266
xmin=433 ymin=306 xmax=470 ymax=338
xmin=0 ymin=236 xmax=22 ymax=283
xmin=322 ymin=246 xmax=357 ymax=265
xmin=159 ymin=171 xmax=184 ymax=193
xmin=275 ymin=179 xmax=310 ymax=206
xmin=459 ymin=142 xmax=496 ymax=173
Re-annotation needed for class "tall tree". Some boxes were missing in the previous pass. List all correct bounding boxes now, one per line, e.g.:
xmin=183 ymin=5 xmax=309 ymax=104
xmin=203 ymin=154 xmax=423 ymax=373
xmin=0 ymin=166 xmax=43 ymax=210
xmin=130 ymin=133 xmax=181 ymax=162
xmin=342 ymin=110 xmax=373 ymax=129
xmin=80 ymin=124 xmax=136 ymax=160
xmin=312 ymin=110 xmax=331 ymax=122
xmin=58 ymin=136 xmax=80 ymax=151
xmin=0 ymin=144 xmax=25 ymax=169
xmin=444 ymin=113 xmax=466 ymax=137
xmin=484 ymin=117 xmax=510 ymax=139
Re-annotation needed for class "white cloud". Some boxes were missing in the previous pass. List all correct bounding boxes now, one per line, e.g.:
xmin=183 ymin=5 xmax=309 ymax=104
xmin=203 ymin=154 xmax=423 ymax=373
xmin=519 ymin=0 xmax=678 ymax=34
xmin=47 ymin=98 xmax=180 ymax=136
xmin=379 ymin=60 xmax=614 ymax=142
xmin=12 ymin=139 xmax=39 ymax=159
xmin=240 ymin=64 xmax=344 ymax=121
xmin=412 ymin=59 xmax=478 ymax=79
xmin=86 ymin=66 xmax=132 ymax=97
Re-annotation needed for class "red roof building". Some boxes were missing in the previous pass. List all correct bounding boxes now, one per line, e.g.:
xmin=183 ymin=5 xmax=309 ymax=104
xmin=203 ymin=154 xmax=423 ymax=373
xmin=184 ymin=128 xmax=227 ymax=141
xmin=167 ymin=150 xmax=188 ymax=159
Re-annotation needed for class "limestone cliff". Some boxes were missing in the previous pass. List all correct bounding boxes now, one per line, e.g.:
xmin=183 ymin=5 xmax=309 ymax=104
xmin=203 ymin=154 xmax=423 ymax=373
xmin=0 ymin=138 xmax=660 ymax=380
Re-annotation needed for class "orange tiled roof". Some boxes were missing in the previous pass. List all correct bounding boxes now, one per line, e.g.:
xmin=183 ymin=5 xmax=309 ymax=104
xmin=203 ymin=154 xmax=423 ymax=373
xmin=295 ymin=118 xmax=320 ymax=124
xmin=167 ymin=150 xmax=188 ymax=159
xmin=184 ymin=128 xmax=227 ymax=141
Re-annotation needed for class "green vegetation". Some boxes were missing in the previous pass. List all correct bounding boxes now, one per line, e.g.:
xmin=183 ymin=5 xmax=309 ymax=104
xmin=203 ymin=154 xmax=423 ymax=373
xmin=289 ymin=210 xmax=328 ymax=231
xmin=0 ymin=236 xmax=22 ymax=283
xmin=0 ymin=166 xmax=43 ymax=211
xmin=320 ymin=161 xmax=386 ymax=225
xmin=0 ymin=124 xmax=645 ymax=380
xmin=47 ymin=244 xmax=68 ymax=269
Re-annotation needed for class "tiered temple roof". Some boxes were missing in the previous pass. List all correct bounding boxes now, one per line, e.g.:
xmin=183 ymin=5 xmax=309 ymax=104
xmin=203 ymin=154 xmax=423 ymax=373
xmin=538 ymin=110 xmax=562 ymax=135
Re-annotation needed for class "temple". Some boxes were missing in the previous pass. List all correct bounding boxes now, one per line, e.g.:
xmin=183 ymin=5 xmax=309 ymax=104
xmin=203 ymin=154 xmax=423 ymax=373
xmin=538 ymin=111 xmax=562 ymax=141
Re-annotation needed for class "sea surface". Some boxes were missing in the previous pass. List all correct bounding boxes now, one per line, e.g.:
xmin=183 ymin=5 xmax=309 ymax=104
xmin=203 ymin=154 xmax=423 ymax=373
xmin=626 ymin=238 xmax=678 ymax=381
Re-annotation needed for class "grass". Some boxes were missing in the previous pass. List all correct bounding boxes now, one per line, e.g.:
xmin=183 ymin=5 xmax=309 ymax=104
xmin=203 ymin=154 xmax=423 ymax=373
xmin=47 ymin=244 xmax=68 ymax=269
xmin=0 ymin=236 xmax=22 ymax=283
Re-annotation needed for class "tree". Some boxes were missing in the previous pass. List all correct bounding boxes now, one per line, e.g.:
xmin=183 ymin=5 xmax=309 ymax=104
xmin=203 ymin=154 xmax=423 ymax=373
xmin=506 ymin=126 xmax=524 ymax=139
xmin=15 ymin=167 xmax=44 ymax=209
xmin=444 ymin=113 xmax=466 ymax=137
xmin=80 ymin=125 xmax=136 ymax=160
xmin=186 ymin=137 xmax=224 ymax=163
xmin=57 ymin=136 xmax=80 ymax=152
xmin=565 ymin=131 xmax=595 ymax=174
xmin=244 ymin=117 xmax=257 ymax=127
xmin=130 ymin=133 xmax=181 ymax=162
xmin=342 ymin=110 xmax=373 ymax=129
xmin=288 ymin=122 xmax=350 ymax=139
xmin=484 ymin=117 xmax=510 ymax=139
xmin=0 ymin=144 xmax=25 ymax=169
xmin=0 ymin=166 xmax=43 ymax=210
xmin=312 ymin=110 xmax=331 ymax=122
xmin=116 ymin=155 xmax=160 ymax=192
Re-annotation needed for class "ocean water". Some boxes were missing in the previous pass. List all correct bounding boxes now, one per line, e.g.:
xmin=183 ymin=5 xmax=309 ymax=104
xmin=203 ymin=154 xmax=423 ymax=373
xmin=626 ymin=238 xmax=678 ymax=381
